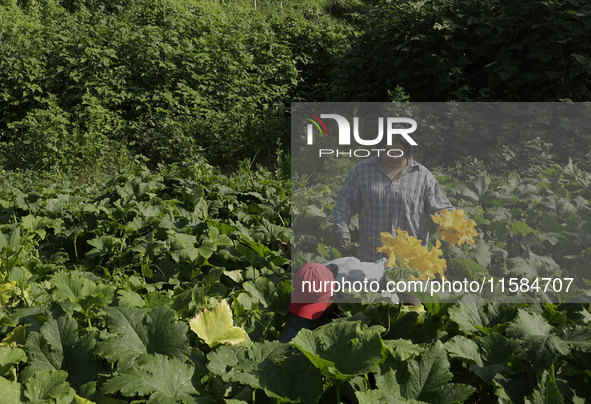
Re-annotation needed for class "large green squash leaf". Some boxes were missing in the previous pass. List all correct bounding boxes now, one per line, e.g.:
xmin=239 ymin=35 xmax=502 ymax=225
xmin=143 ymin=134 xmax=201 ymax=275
xmin=358 ymin=341 xmax=475 ymax=404
xmin=51 ymin=272 xmax=114 ymax=315
xmin=445 ymin=333 xmax=519 ymax=384
xmin=493 ymin=373 xmax=538 ymax=404
xmin=524 ymin=370 xmax=564 ymax=404
xmin=101 ymin=353 xmax=205 ymax=404
xmin=256 ymin=352 xmax=323 ymax=404
xmin=0 ymin=376 xmax=24 ymax=404
xmin=207 ymin=341 xmax=287 ymax=388
xmin=472 ymin=333 xmax=520 ymax=384
xmin=356 ymin=362 xmax=407 ymax=403
xmin=24 ymin=369 xmax=75 ymax=404
xmin=96 ymin=305 xmax=190 ymax=370
xmin=506 ymin=309 xmax=569 ymax=369
xmin=398 ymin=341 xmax=476 ymax=403
xmin=444 ymin=335 xmax=483 ymax=366
xmin=383 ymin=339 xmax=425 ymax=361
xmin=20 ymin=309 xmax=100 ymax=390
xmin=0 ymin=345 xmax=27 ymax=378
xmin=507 ymin=250 xmax=562 ymax=278
xmin=448 ymin=302 xmax=506 ymax=334
xmin=290 ymin=319 xmax=384 ymax=384
xmin=21 ymin=215 xmax=63 ymax=240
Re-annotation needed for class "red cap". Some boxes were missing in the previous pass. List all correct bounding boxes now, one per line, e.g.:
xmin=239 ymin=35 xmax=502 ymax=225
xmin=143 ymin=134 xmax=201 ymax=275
xmin=290 ymin=263 xmax=335 ymax=319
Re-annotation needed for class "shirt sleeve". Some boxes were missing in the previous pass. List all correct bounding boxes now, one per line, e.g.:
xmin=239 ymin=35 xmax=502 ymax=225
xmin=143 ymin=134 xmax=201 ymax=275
xmin=423 ymin=175 xmax=455 ymax=223
xmin=332 ymin=167 xmax=362 ymax=240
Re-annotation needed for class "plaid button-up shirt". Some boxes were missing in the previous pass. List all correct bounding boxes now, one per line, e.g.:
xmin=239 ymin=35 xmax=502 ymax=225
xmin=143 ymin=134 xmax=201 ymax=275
xmin=333 ymin=157 xmax=454 ymax=262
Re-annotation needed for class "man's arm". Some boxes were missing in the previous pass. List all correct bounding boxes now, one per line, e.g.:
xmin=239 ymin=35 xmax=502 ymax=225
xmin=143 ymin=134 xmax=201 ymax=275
xmin=424 ymin=176 xmax=455 ymax=223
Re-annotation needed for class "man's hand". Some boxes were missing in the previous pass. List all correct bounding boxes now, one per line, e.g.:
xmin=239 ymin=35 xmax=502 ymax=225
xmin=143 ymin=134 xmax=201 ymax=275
xmin=338 ymin=238 xmax=350 ymax=247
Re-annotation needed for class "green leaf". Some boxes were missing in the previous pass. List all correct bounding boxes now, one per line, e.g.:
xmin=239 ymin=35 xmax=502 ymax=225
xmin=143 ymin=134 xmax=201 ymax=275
xmin=356 ymin=391 xmax=425 ymax=404
xmin=507 ymin=250 xmax=561 ymax=278
xmin=238 ymin=277 xmax=280 ymax=311
xmin=450 ymin=239 xmax=492 ymax=268
xmin=0 ymin=281 xmax=17 ymax=306
xmin=470 ymin=333 xmax=520 ymax=384
xmin=0 ymin=346 xmax=27 ymax=377
xmin=189 ymin=300 xmax=246 ymax=348
xmin=51 ymin=272 xmax=114 ymax=314
xmin=291 ymin=320 xmax=384 ymax=384
xmin=207 ymin=341 xmax=284 ymax=389
xmin=398 ymin=341 xmax=475 ymax=403
xmin=0 ymin=314 xmax=16 ymax=329
xmin=72 ymin=394 xmax=96 ymax=404
xmin=445 ymin=333 xmax=519 ymax=385
xmin=256 ymin=352 xmax=324 ymax=404
xmin=444 ymin=336 xmax=483 ymax=366
xmin=0 ymin=227 xmax=21 ymax=251
xmin=493 ymin=373 xmax=536 ymax=403
xmin=458 ymin=177 xmax=496 ymax=205
xmin=506 ymin=309 xmax=570 ymax=369
xmin=1 ymin=325 xmax=27 ymax=347
xmin=21 ymin=215 xmax=62 ymax=240
xmin=85 ymin=236 xmax=126 ymax=260
xmin=355 ymin=390 xmax=390 ymax=404
xmin=375 ymin=365 xmax=402 ymax=395
xmin=541 ymin=304 xmax=567 ymax=325
xmin=101 ymin=354 xmax=198 ymax=404
xmin=448 ymin=302 xmax=506 ymax=334
xmin=356 ymin=366 xmax=425 ymax=404
xmin=116 ymin=290 xmax=145 ymax=308
xmin=24 ymin=369 xmax=75 ymax=404
xmin=0 ymin=377 xmax=23 ymax=404
xmin=96 ymin=306 xmax=190 ymax=369
xmin=383 ymin=339 xmax=425 ymax=361
xmin=511 ymin=221 xmax=538 ymax=238
xmin=450 ymin=259 xmax=487 ymax=279
xmin=555 ymin=325 xmax=591 ymax=352
xmin=171 ymin=285 xmax=208 ymax=314
xmin=21 ymin=309 xmax=100 ymax=390
xmin=170 ymin=233 xmax=200 ymax=262
xmin=525 ymin=370 xmax=564 ymax=404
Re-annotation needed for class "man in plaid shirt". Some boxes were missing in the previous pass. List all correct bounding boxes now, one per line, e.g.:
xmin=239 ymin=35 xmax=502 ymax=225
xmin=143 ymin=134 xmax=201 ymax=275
xmin=333 ymin=135 xmax=454 ymax=263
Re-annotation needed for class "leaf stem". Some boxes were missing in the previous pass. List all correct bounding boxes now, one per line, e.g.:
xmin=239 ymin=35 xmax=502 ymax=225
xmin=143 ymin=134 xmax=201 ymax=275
xmin=278 ymin=212 xmax=286 ymax=227
xmin=6 ymin=245 xmax=24 ymax=280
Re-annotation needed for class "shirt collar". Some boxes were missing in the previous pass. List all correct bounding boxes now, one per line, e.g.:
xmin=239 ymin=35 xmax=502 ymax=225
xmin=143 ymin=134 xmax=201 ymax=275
xmin=370 ymin=156 xmax=419 ymax=172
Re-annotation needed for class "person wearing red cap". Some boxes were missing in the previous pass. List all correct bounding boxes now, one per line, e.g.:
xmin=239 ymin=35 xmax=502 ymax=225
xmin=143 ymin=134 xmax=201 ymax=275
xmin=279 ymin=263 xmax=339 ymax=343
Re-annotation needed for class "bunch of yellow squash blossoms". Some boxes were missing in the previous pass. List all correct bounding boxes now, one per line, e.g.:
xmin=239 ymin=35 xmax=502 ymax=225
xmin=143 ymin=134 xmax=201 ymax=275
xmin=376 ymin=210 xmax=479 ymax=281
xmin=376 ymin=229 xmax=446 ymax=281
xmin=431 ymin=209 xmax=478 ymax=246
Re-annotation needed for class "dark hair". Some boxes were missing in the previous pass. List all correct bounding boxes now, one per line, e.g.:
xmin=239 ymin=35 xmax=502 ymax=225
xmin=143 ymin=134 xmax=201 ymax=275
xmin=325 ymin=264 xmax=339 ymax=278
xmin=378 ymin=134 xmax=414 ymax=159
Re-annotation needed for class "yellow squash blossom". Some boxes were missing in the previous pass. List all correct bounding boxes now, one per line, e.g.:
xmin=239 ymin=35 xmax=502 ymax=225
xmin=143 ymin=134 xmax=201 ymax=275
xmin=377 ymin=228 xmax=446 ymax=281
xmin=431 ymin=209 xmax=478 ymax=246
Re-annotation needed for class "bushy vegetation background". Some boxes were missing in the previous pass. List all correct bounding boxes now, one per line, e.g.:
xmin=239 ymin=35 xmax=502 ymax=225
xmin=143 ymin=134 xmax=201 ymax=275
xmin=2 ymin=0 xmax=591 ymax=177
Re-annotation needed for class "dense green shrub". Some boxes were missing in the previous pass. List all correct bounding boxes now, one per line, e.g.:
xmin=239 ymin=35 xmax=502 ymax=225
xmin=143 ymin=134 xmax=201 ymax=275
xmin=271 ymin=15 xmax=354 ymax=102
xmin=334 ymin=0 xmax=591 ymax=102
xmin=0 ymin=0 xmax=299 ymax=172
xmin=3 ymin=0 xmax=591 ymax=175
